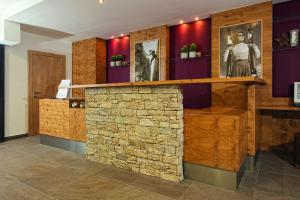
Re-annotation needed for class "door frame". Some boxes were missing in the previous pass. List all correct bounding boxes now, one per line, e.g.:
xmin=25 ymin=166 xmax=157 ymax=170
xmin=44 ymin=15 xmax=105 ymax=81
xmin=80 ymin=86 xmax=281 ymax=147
xmin=0 ymin=45 xmax=4 ymax=142
xmin=28 ymin=50 xmax=66 ymax=136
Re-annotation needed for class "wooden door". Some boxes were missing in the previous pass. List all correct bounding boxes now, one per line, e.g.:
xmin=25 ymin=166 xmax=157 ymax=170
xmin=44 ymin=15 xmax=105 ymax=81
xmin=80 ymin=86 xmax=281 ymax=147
xmin=28 ymin=50 xmax=66 ymax=136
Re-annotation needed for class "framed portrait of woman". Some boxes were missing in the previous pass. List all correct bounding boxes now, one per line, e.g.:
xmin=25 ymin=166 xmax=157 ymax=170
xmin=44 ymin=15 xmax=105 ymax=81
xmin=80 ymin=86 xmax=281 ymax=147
xmin=219 ymin=21 xmax=262 ymax=78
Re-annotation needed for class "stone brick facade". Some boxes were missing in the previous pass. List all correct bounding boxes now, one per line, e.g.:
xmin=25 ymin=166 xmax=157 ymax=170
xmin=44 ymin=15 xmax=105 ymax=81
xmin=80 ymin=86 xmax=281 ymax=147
xmin=85 ymin=85 xmax=184 ymax=182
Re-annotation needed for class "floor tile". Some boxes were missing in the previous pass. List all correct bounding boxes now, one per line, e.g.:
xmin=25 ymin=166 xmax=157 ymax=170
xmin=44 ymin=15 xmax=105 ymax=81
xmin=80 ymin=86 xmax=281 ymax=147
xmin=130 ymin=174 xmax=192 ymax=199
xmin=1 ymin=137 xmax=300 ymax=200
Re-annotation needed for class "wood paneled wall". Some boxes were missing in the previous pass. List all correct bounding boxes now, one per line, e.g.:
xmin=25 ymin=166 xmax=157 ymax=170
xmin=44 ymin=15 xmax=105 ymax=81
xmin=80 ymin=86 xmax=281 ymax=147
xmin=130 ymin=25 xmax=170 ymax=82
xmin=72 ymin=38 xmax=106 ymax=98
xmin=211 ymin=2 xmax=273 ymax=105
xmin=211 ymin=2 xmax=273 ymax=155
xmin=184 ymin=108 xmax=247 ymax=172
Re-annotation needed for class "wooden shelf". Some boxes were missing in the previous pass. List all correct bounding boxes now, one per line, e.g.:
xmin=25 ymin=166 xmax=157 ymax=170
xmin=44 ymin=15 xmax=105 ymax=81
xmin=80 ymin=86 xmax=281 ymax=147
xmin=68 ymin=77 xmax=266 ymax=89
xmin=273 ymin=46 xmax=300 ymax=52
xmin=184 ymin=107 xmax=246 ymax=116
xmin=274 ymin=15 xmax=300 ymax=23
xmin=169 ymin=55 xmax=211 ymax=61
xmin=258 ymin=105 xmax=300 ymax=111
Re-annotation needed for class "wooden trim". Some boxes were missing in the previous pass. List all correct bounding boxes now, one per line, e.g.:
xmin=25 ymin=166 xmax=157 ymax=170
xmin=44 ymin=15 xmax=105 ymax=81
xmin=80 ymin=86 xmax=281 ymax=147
xmin=28 ymin=51 xmax=33 ymax=136
xmin=68 ymin=77 xmax=266 ymax=89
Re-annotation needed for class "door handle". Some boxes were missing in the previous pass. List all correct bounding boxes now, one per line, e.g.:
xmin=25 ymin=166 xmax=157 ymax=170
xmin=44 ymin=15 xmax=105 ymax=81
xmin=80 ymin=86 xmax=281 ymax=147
xmin=33 ymin=91 xmax=41 ymax=99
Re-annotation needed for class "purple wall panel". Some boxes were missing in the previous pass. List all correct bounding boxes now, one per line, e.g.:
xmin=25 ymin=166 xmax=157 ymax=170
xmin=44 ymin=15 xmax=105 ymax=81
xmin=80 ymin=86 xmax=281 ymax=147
xmin=273 ymin=0 xmax=300 ymax=97
xmin=170 ymin=19 xmax=211 ymax=109
xmin=107 ymin=36 xmax=130 ymax=83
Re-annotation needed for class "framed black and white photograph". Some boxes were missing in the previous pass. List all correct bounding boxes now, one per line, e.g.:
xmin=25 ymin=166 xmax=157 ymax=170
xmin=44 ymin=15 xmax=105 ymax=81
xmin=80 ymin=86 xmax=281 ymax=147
xmin=134 ymin=39 xmax=160 ymax=82
xmin=220 ymin=21 xmax=262 ymax=78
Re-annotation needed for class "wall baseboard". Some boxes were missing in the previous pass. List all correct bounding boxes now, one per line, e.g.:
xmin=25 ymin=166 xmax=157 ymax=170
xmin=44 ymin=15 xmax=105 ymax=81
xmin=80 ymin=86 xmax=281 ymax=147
xmin=5 ymin=133 xmax=28 ymax=141
xmin=40 ymin=135 xmax=86 ymax=155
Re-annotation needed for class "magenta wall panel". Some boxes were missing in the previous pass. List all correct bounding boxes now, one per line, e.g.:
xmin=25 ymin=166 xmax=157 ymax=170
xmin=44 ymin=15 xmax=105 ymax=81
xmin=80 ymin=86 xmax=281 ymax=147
xmin=169 ymin=19 xmax=211 ymax=109
xmin=107 ymin=36 xmax=130 ymax=83
xmin=273 ymin=0 xmax=300 ymax=97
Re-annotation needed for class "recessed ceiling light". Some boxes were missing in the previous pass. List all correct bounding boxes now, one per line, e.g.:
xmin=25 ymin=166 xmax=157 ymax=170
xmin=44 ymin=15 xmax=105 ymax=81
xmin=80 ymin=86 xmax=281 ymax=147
xmin=99 ymin=0 xmax=104 ymax=4
xmin=195 ymin=17 xmax=199 ymax=21
xmin=180 ymin=20 xmax=184 ymax=24
xmin=120 ymin=33 xmax=124 ymax=37
xmin=111 ymin=36 xmax=114 ymax=39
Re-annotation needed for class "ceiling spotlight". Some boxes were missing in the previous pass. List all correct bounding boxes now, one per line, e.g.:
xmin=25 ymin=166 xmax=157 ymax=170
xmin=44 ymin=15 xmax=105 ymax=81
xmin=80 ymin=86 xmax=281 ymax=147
xmin=180 ymin=20 xmax=184 ymax=24
xmin=111 ymin=36 xmax=114 ymax=39
xmin=99 ymin=0 xmax=104 ymax=4
xmin=195 ymin=17 xmax=199 ymax=21
xmin=120 ymin=33 xmax=124 ymax=37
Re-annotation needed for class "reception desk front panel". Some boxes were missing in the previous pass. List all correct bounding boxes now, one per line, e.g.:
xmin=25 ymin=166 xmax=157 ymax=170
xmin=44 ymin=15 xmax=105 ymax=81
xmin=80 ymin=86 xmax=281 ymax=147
xmin=39 ymin=99 xmax=87 ymax=142
xmin=85 ymin=85 xmax=184 ymax=182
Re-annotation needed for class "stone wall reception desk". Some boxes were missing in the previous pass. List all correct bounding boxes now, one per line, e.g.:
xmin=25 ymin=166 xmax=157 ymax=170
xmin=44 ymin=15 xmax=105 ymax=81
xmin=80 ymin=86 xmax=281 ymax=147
xmin=85 ymin=85 xmax=184 ymax=182
xmin=69 ymin=77 xmax=265 ymax=187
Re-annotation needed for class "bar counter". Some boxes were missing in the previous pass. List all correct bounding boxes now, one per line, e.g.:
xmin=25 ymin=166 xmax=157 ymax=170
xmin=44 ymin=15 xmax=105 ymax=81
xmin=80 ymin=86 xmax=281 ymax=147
xmin=69 ymin=77 xmax=265 ymax=189
xmin=68 ymin=77 xmax=265 ymax=89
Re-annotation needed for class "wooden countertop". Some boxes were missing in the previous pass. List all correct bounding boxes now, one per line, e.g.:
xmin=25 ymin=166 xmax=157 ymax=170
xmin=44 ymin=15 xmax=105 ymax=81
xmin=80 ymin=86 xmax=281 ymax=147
xmin=185 ymin=107 xmax=246 ymax=116
xmin=67 ymin=77 xmax=266 ymax=89
xmin=258 ymin=105 xmax=300 ymax=111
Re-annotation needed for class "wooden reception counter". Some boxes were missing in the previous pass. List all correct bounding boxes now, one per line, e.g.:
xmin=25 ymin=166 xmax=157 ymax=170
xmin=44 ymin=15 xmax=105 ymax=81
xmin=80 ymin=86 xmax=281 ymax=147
xmin=68 ymin=77 xmax=265 ymax=189
xmin=39 ymin=99 xmax=87 ymax=145
xmin=69 ymin=77 xmax=265 ymax=89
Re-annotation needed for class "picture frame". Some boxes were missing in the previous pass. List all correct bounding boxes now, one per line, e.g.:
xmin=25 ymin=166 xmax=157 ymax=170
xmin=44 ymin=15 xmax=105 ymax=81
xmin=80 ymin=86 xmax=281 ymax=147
xmin=133 ymin=39 xmax=160 ymax=82
xmin=219 ymin=20 xmax=263 ymax=78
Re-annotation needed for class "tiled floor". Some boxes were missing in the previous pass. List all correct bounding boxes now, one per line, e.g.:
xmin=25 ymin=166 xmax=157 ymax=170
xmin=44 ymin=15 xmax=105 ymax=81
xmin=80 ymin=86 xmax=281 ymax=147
xmin=0 ymin=137 xmax=300 ymax=200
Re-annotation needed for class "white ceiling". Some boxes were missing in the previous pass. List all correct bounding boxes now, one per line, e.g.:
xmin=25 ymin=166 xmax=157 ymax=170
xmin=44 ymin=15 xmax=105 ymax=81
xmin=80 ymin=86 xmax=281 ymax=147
xmin=3 ymin=0 xmax=289 ymax=40
xmin=0 ymin=0 xmax=43 ymax=18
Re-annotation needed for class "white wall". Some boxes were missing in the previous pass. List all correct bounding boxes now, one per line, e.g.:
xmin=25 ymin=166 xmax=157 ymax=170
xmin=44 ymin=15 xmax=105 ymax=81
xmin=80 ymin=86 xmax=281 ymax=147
xmin=5 ymin=31 xmax=72 ymax=137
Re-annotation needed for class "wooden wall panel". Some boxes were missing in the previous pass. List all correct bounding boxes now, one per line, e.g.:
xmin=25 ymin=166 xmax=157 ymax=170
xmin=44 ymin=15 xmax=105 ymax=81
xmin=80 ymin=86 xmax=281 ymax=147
xmin=212 ymin=84 xmax=247 ymax=109
xmin=211 ymin=2 xmax=273 ymax=155
xmin=184 ymin=108 xmax=247 ymax=172
xmin=69 ymin=109 xmax=87 ymax=142
xmin=39 ymin=99 xmax=87 ymax=142
xmin=72 ymin=38 xmax=106 ymax=98
xmin=211 ymin=1 xmax=273 ymax=106
xmin=39 ymin=99 xmax=70 ymax=139
xmin=130 ymin=25 xmax=170 ymax=82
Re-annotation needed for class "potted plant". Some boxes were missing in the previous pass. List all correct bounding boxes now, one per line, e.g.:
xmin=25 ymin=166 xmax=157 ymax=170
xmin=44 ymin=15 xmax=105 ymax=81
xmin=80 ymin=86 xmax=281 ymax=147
xmin=115 ymin=55 xmax=124 ymax=67
xmin=111 ymin=56 xmax=117 ymax=67
xmin=180 ymin=45 xmax=188 ymax=59
xmin=189 ymin=43 xmax=197 ymax=58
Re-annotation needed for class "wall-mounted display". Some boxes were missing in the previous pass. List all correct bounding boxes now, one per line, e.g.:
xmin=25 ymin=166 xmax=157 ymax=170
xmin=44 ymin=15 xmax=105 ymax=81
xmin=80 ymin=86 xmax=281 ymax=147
xmin=134 ymin=39 xmax=160 ymax=82
xmin=220 ymin=21 xmax=262 ymax=78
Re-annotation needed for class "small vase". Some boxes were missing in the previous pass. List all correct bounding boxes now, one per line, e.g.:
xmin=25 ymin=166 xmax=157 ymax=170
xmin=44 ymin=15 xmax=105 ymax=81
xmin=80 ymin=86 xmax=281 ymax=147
xmin=110 ymin=61 xmax=116 ymax=67
xmin=181 ymin=52 xmax=188 ymax=59
xmin=116 ymin=61 xmax=122 ymax=67
xmin=189 ymin=51 xmax=197 ymax=58
xmin=290 ymin=29 xmax=299 ymax=47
